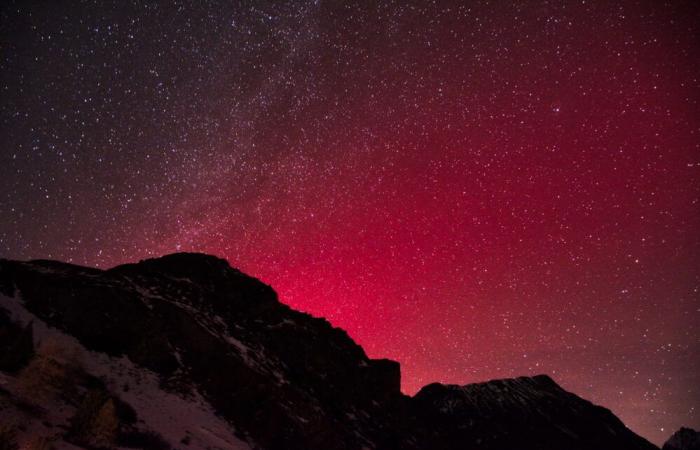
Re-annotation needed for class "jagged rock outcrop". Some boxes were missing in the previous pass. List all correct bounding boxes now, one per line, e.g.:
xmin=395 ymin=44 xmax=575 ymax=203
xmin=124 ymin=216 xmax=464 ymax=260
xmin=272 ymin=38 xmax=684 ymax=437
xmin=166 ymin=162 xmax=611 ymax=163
xmin=0 ymin=253 xmax=659 ymax=449
xmin=663 ymin=428 xmax=700 ymax=450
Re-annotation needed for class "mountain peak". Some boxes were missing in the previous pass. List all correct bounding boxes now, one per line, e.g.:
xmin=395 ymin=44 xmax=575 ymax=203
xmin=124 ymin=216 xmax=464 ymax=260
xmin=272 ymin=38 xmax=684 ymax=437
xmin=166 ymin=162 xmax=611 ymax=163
xmin=113 ymin=252 xmax=236 ymax=274
xmin=663 ymin=428 xmax=700 ymax=450
xmin=109 ymin=252 xmax=255 ymax=290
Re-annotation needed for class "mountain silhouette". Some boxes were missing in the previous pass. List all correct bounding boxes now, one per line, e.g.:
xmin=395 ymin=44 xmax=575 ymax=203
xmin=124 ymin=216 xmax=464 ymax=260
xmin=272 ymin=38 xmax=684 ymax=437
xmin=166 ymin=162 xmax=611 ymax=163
xmin=662 ymin=428 xmax=700 ymax=450
xmin=0 ymin=253 xmax=660 ymax=449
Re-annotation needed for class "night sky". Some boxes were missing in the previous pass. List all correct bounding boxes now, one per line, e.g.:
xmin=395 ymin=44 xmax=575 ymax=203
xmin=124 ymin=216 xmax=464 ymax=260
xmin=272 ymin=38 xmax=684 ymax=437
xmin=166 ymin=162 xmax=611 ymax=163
xmin=1 ymin=1 xmax=698 ymax=444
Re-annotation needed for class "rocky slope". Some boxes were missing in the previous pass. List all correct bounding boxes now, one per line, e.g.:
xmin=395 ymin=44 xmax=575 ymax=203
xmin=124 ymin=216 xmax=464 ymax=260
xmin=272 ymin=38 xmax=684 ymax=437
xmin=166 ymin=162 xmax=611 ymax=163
xmin=0 ymin=253 xmax=660 ymax=449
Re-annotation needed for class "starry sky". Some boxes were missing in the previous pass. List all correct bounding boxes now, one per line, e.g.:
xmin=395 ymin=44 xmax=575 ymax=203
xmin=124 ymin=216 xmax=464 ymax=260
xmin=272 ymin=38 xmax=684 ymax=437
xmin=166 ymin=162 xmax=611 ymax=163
xmin=1 ymin=0 xmax=698 ymax=445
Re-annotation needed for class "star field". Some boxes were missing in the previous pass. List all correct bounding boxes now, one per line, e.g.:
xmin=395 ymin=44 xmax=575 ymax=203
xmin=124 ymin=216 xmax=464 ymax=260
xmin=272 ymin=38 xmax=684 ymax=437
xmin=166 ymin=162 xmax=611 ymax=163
xmin=1 ymin=1 xmax=698 ymax=445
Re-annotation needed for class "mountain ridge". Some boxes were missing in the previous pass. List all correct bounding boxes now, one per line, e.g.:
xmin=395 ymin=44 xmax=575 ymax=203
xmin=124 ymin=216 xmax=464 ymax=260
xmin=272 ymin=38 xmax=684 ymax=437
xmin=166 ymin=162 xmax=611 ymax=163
xmin=0 ymin=253 xmax=660 ymax=449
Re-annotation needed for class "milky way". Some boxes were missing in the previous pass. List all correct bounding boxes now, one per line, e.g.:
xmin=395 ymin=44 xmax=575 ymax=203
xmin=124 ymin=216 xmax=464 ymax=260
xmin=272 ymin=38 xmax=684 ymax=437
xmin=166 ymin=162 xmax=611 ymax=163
xmin=1 ymin=1 xmax=698 ymax=444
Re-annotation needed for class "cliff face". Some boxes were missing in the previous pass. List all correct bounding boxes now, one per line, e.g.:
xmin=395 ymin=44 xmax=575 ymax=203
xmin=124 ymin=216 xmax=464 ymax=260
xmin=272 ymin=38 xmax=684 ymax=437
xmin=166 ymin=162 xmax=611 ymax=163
xmin=0 ymin=253 xmax=659 ymax=450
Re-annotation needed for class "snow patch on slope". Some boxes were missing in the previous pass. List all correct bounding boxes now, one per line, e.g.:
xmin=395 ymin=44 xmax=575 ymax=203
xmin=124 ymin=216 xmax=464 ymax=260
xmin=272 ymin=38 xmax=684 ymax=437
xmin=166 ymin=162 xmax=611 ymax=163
xmin=0 ymin=293 xmax=253 ymax=450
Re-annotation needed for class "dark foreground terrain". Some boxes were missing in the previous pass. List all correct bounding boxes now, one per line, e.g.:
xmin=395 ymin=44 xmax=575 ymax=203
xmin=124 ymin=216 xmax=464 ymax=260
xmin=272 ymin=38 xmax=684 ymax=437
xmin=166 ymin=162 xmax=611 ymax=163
xmin=0 ymin=253 xmax=678 ymax=449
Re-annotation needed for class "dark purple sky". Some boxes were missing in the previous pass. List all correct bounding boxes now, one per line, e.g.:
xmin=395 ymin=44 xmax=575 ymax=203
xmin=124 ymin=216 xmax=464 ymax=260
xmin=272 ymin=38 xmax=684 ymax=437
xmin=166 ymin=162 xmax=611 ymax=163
xmin=1 ymin=1 xmax=698 ymax=444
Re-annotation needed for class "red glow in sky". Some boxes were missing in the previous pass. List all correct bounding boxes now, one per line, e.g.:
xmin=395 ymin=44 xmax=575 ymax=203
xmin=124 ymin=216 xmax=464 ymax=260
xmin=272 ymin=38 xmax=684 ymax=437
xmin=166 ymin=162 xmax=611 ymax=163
xmin=1 ymin=1 xmax=698 ymax=444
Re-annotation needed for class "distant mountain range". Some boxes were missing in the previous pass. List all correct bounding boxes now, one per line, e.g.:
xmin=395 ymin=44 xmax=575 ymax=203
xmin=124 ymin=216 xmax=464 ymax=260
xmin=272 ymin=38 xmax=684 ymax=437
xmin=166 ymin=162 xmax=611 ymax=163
xmin=0 ymin=253 xmax=690 ymax=449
